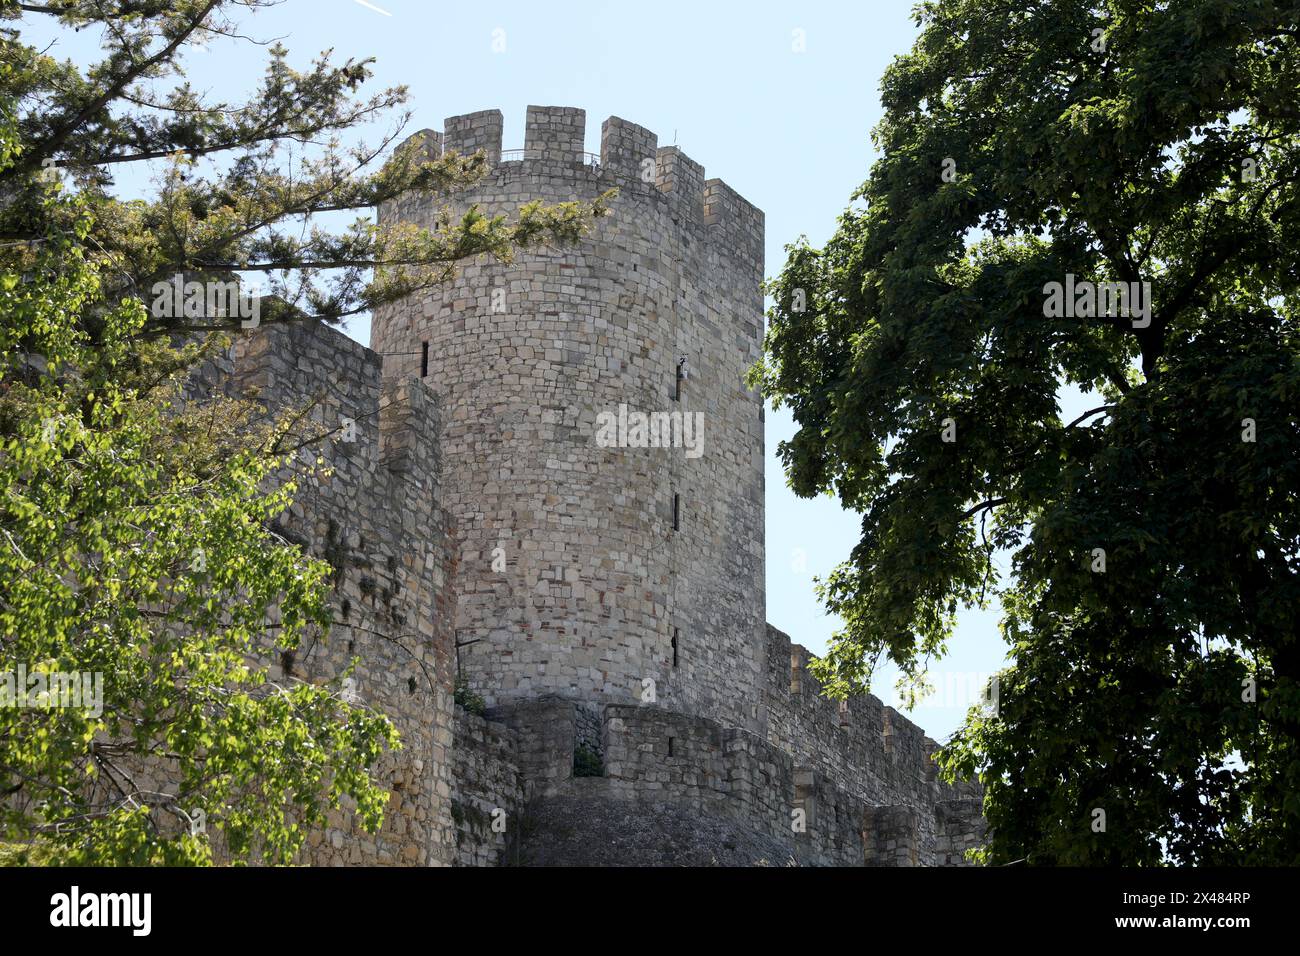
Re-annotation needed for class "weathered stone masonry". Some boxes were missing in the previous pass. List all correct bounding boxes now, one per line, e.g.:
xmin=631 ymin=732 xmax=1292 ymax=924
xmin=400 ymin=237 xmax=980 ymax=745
xmin=206 ymin=105 xmax=984 ymax=865
xmin=193 ymin=320 xmax=459 ymax=865
xmin=372 ymin=106 xmax=767 ymax=737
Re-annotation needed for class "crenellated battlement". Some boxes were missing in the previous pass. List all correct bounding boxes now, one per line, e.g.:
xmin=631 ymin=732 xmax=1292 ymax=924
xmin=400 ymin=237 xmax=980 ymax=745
xmin=398 ymin=106 xmax=764 ymax=274
xmin=765 ymin=623 xmax=982 ymax=812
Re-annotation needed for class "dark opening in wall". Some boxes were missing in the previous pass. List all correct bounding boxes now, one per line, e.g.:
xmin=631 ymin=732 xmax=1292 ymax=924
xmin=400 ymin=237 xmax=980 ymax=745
xmin=574 ymin=743 xmax=604 ymax=777
xmin=573 ymin=704 xmax=605 ymax=777
xmin=420 ymin=340 xmax=429 ymax=378
xmin=671 ymin=627 xmax=679 ymax=667
xmin=672 ymin=493 xmax=680 ymax=531
xmin=674 ymin=356 xmax=688 ymax=401
xmin=667 ymin=736 xmax=675 ymax=757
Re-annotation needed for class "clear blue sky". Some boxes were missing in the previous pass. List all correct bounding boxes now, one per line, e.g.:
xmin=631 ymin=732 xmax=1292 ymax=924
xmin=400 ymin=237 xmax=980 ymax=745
xmin=31 ymin=0 xmax=1074 ymax=740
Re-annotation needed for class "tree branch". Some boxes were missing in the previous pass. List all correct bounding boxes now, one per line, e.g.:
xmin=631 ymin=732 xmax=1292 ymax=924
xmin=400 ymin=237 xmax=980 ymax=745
xmin=961 ymin=497 xmax=1008 ymax=520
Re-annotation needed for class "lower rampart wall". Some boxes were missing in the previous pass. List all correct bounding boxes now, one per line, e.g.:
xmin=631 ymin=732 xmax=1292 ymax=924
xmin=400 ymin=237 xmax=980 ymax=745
xmin=448 ymin=694 xmax=984 ymax=866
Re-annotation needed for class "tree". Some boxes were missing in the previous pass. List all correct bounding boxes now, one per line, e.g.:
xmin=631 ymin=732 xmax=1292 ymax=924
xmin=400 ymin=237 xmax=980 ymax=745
xmin=756 ymin=0 xmax=1300 ymax=864
xmin=1 ymin=0 xmax=603 ymax=333
xmin=0 ymin=0 xmax=607 ymax=864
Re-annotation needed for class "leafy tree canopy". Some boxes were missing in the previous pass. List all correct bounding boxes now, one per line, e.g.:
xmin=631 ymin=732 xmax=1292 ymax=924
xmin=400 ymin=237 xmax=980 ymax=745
xmin=757 ymin=0 xmax=1300 ymax=864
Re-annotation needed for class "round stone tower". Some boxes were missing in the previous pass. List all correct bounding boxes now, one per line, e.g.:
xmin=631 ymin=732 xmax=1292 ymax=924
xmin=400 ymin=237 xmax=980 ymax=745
xmin=371 ymin=106 xmax=766 ymax=732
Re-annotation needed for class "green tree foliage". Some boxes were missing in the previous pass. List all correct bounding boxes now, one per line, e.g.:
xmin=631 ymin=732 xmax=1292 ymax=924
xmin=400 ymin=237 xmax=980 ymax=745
xmin=0 ymin=0 xmax=607 ymax=864
xmin=757 ymin=0 xmax=1300 ymax=864
xmin=1 ymin=0 xmax=606 ymax=332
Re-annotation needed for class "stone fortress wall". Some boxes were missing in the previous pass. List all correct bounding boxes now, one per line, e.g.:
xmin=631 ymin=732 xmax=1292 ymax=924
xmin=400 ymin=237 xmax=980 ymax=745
xmin=370 ymin=106 xmax=767 ymax=736
xmin=195 ymin=320 xmax=460 ymax=865
xmin=439 ymin=629 xmax=984 ymax=866
xmin=198 ymin=106 xmax=984 ymax=865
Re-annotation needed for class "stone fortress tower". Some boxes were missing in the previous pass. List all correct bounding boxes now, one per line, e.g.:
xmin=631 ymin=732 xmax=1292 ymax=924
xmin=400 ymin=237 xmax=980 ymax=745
xmin=371 ymin=106 xmax=766 ymax=735
xmin=211 ymin=105 xmax=985 ymax=865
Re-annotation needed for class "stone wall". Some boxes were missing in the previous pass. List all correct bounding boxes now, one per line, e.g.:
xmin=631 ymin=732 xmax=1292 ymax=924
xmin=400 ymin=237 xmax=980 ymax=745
xmin=371 ymin=106 xmax=767 ymax=735
xmin=450 ymin=706 xmax=525 ymax=866
xmin=765 ymin=624 xmax=984 ymax=864
xmin=934 ymin=798 xmax=988 ymax=866
xmin=450 ymin=692 xmax=979 ymax=866
xmin=193 ymin=319 xmax=460 ymax=865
